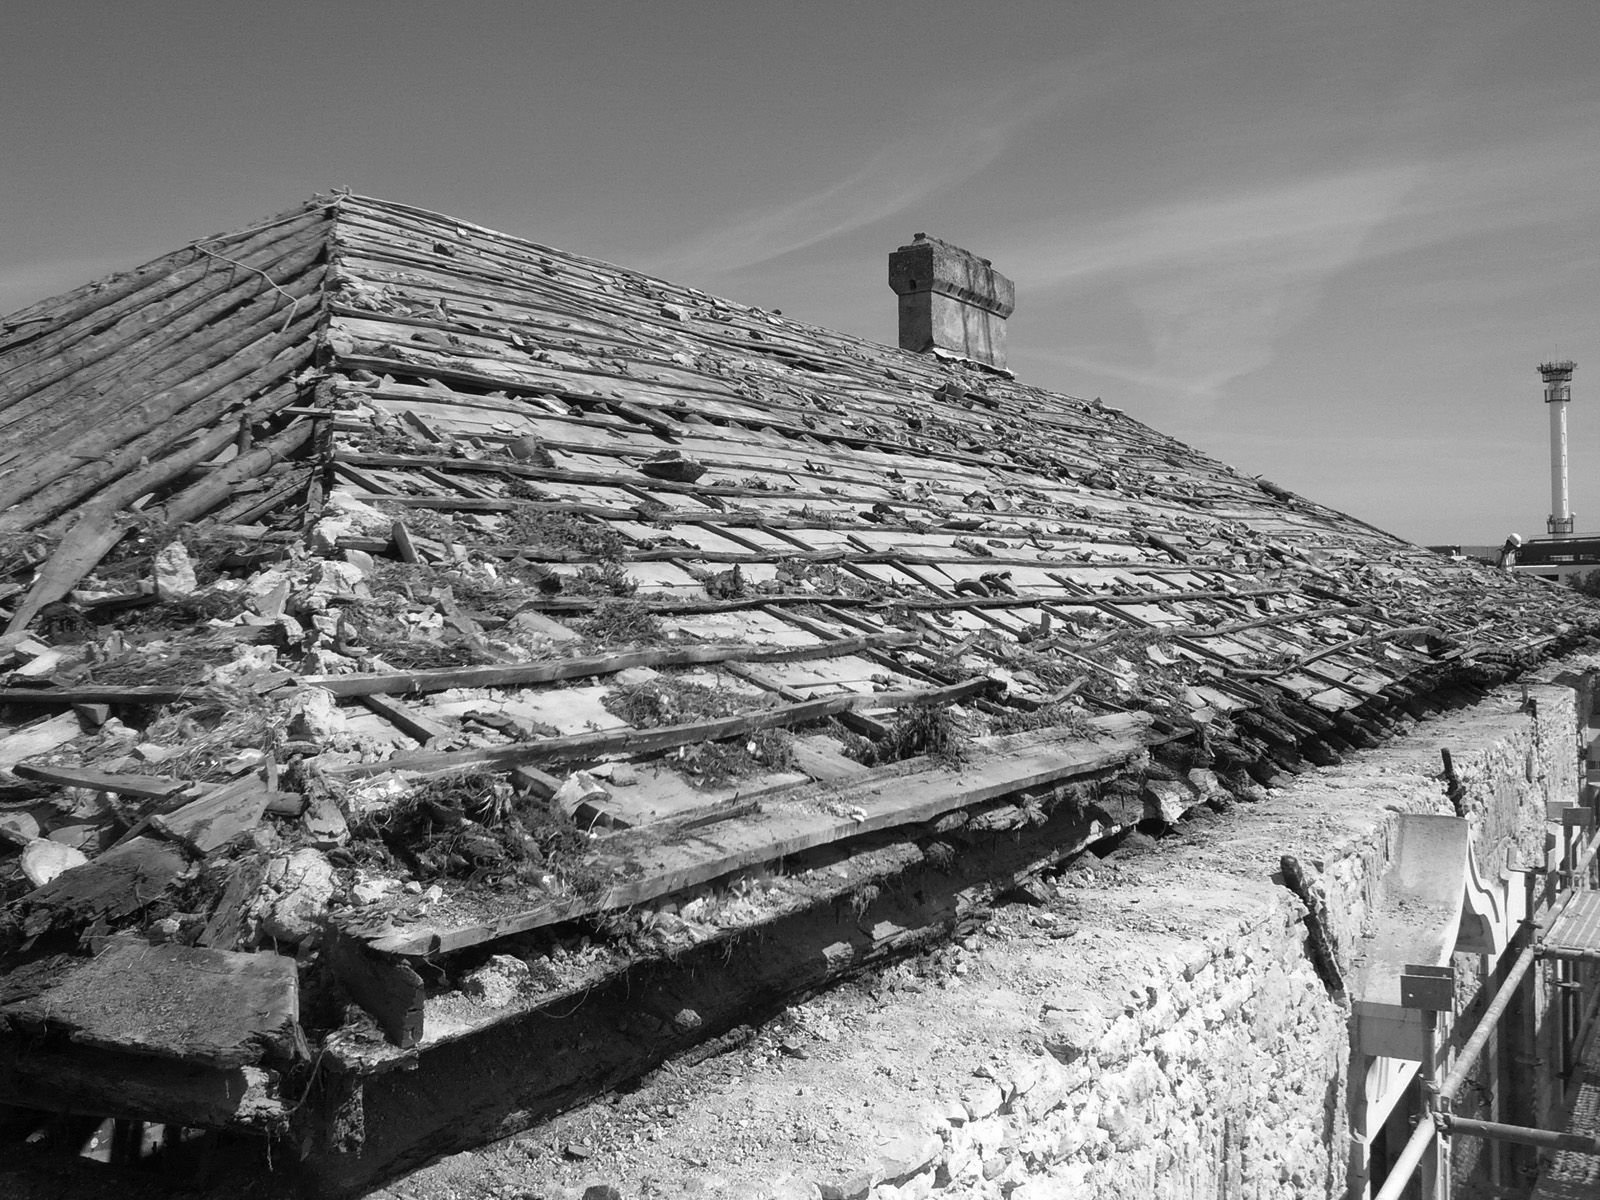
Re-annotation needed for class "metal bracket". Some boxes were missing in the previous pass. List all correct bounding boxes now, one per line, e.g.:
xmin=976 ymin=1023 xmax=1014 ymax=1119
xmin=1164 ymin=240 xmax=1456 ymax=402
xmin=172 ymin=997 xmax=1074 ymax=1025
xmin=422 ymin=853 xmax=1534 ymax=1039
xmin=1401 ymin=964 xmax=1454 ymax=1012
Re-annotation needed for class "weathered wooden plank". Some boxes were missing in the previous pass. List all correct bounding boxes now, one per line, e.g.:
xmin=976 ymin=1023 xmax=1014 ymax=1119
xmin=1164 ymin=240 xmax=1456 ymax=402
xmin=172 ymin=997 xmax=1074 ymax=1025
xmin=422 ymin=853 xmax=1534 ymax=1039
xmin=0 ymin=711 xmax=83 ymax=770
xmin=788 ymin=734 xmax=872 ymax=782
xmin=328 ymin=675 xmax=996 ymax=779
xmin=304 ymin=630 xmax=916 ymax=698
xmin=0 ymin=1044 xmax=287 ymax=1133
xmin=149 ymin=775 xmax=273 ymax=854
xmin=355 ymin=712 xmax=1160 ymax=956
xmin=15 ymin=836 xmax=189 ymax=937
xmin=196 ymin=855 xmax=268 ymax=951
xmin=1 ymin=939 xmax=303 ymax=1069
xmin=11 ymin=763 xmax=190 ymax=800
xmin=0 ymin=682 xmax=225 ymax=705
xmin=325 ymin=928 xmax=425 ymax=1049
xmin=356 ymin=693 xmax=455 ymax=743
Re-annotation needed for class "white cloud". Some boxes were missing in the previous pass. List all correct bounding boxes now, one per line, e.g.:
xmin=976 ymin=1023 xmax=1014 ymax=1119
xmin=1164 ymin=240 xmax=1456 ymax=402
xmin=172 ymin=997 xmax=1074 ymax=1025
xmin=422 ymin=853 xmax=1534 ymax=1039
xmin=1006 ymin=76 xmax=1600 ymax=405
xmin=1009 ymin=166 xmax=1425 ymax=399
xmin=640 ymin=62 xmax=1114 ymax=280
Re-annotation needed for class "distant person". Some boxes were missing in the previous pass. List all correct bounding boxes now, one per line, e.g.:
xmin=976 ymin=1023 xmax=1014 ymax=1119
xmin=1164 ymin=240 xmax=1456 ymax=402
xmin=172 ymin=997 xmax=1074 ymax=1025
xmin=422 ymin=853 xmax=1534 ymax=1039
xmin=1496 ymin=533 xmax=1523 ymax=569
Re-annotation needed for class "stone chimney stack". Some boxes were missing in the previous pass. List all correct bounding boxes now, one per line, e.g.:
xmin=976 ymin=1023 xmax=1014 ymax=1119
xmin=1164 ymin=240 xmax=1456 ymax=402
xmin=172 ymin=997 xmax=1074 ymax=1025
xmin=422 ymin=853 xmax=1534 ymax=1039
xmin=889 ymin=234 xmax=1015 ymax=371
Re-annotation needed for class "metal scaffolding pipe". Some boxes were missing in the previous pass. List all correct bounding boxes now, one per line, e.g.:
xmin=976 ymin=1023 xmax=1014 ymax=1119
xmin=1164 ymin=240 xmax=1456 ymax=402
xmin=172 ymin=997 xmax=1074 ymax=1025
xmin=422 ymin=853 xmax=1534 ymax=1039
xmin=1437 ymin=941 xmax=1538 ymax=1102
xmin=1438 ymin=1112 xmax=1600 ymax=1155
xmin=1373 ymin=824 xmax=1600 ymax=1200
xmin=1538 ymin=944 xmax=1600 ymax=964
xmin=1373 ymin=1116 xmax=1438 ymax=1200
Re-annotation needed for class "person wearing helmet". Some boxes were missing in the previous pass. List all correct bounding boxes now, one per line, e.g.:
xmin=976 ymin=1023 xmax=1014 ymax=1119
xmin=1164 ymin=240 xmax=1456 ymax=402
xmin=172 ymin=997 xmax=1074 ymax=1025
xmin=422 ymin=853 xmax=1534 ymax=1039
xmin=1496 ymin=533 xmax=1523 ymax=569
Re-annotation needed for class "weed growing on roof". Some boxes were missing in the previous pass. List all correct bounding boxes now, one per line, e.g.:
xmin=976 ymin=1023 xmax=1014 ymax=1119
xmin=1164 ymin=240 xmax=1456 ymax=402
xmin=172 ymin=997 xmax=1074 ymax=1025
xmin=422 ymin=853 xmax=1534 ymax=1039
xmin=356 ymin=559 xmax=433 ymax=613
xmin=603 ymin=675 xmax=751 ymax=727
xmin=921 ymin=839 xmax=956 ymax=870
xmin=0 ymin=532 xmax=45 ymax=579
xmin=989 ymin=700 xmax=1095 ymax=738
xmin=350 ymin=770 xmax=594 ymax=888
xmin=603 ymin=674 xmax=793 ymax=787
xmin=128 ymin=686 xmax=284 ymax=782
xmin=846 ymin=882 xmax=880 ymax=920
xmin=500 ymin=502 xmax=629 ymax=559
xmin=88 ymin=638 xmax=240 ymax=687
xmin=672 ymin=728 xmax=796 ymax=789
xmin=580 ymin=598 xmax=664 ymax=646
xmin=434 ymin=568 xmax=535 ymax=618
xmin=842 ymin=704 xmax=969 ymax=770
xmin=375 ymin=501 xmax=461 ymax=544
xmin=565 ymin=561 xmax=638 ymax=597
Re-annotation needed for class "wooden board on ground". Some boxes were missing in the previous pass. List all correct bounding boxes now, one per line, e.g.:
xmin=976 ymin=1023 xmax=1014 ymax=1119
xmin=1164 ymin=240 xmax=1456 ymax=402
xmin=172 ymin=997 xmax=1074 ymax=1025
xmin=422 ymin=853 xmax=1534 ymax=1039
xmin=0 ymin=938 xmax=303 ymax=1069
xmin=357 ymin=693 xmax=453 ymax=744
xmin=11 ymin=763 xmax=190 ymax=800
xmin=149 ymin=775 xmax=274 ymax=854
xmin=0 ymin=712 xmax=83 ymax=776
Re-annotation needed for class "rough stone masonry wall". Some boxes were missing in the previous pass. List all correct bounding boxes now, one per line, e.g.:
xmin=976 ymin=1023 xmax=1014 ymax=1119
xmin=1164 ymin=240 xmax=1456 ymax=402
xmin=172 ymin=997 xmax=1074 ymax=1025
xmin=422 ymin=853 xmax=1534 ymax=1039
xmin=933 ymin=909 xmax=1346 ymax=1200
xmin=857 ymin=682 xmax=1575 ymax=1200
xmin=438 ymin=680 xmax=1582 ymax=1200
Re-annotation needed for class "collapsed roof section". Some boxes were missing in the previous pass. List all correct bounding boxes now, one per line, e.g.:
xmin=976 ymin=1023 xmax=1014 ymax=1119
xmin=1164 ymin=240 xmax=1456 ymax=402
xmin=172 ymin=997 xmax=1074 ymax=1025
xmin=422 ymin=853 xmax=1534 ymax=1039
xmin=1 ymin=192 xmax=1581 ymax=673
xmin=1 ymin=195 xmax=1597 ymax=1174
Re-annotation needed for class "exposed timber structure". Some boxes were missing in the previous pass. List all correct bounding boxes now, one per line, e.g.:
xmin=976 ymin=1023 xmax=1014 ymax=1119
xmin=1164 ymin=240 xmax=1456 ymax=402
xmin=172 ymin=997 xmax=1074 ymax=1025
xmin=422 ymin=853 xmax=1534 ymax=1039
xmin=1 ymin=195 xmax=1599 ymax=1197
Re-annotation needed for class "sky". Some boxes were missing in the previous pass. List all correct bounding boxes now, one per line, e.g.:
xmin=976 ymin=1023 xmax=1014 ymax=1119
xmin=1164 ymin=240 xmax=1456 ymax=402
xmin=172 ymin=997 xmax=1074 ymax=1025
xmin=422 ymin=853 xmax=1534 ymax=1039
xmin=3 ymin=0 xmax=1597 ymax=547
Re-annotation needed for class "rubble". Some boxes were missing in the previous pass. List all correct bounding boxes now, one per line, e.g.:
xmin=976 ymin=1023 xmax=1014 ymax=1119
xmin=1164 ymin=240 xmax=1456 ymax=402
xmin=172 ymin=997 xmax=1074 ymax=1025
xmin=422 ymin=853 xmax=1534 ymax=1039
xmin=252 ymin=848 xmax=336 ymax=945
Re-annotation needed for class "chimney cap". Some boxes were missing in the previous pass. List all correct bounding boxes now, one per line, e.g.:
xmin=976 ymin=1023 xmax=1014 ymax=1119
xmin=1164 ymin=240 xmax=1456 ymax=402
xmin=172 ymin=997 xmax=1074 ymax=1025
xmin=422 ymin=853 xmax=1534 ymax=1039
xmin=888 ymin=237 xmax=1012 ymax=315
xmin=889 ymin=236 xmax=1014 ymax=370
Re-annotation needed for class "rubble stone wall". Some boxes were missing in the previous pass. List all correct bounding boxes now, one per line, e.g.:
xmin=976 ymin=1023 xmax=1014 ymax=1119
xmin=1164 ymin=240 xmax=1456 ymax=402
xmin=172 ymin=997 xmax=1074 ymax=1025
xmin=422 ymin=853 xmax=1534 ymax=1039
xmin=870 ymin=683 xmax=1580 ymax=1200
xmin=926 ymin=907 xmax=1347 ymax=1200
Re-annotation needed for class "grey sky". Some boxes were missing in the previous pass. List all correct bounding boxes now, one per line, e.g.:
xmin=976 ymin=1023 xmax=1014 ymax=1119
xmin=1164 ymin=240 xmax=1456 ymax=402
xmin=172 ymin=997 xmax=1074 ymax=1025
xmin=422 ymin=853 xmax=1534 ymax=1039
xmin=3 ymin=1 xmax=1595 ymax=546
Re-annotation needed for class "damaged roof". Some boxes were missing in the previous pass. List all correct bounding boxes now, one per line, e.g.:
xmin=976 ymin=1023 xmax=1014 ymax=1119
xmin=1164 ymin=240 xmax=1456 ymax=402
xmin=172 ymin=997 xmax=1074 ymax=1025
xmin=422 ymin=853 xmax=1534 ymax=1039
xmin=2 ymin=193 xmax=1596 ymax=1178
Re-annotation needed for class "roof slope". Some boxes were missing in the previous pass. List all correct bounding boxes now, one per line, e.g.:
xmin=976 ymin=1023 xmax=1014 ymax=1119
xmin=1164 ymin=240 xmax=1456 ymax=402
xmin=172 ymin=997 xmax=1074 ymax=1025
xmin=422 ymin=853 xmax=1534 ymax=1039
xmin=1 ymin=194 xmax=1597 ymax=994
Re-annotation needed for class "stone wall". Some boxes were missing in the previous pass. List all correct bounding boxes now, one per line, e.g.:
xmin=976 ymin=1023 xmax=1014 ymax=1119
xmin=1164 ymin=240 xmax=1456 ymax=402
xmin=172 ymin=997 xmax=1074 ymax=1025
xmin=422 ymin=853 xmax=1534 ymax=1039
xmin=865 ymin=681 xmax=1581 ymax=1200
xmin=920 ymin=907 xmax=1346 ymax=1200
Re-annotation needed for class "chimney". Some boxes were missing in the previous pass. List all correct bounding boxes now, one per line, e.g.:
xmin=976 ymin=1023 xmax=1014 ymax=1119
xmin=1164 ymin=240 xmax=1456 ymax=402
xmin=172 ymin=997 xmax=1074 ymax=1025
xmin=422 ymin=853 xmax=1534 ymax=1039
xmin=889 ymin=234 xmax=1015 ymax=371
xmin=1541 ymin=359 xmax=1577 ymax=538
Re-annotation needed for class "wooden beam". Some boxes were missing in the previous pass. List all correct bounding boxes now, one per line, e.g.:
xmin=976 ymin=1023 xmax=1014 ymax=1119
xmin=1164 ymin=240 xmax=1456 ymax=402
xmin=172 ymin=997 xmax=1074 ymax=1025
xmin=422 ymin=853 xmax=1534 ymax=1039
xmin=0 ymin=1044 xmax=287 ymax=1134
xmin=357 ymin=693 xmax=453 ymax=744
xmin=324 ymin=927 xmax=425 ymax=1049
xmin=11 ymin=763 xmax=190 ymax=800
xmin=0 ymin=683 xmax=205 ymax=705
xmin=302 ymin=630 xmax=918 ymax=698
xmin=1 ymin=938 xmax=303 ymax=1069
xmin=148 ymin=775 xmax=274 ymax=855
xmin=17 ymin=836 xmax=189 ymax=937
xmin=350 ymin=712 xmax=1161 ymax=957
xmin=327 ymin=675 xmax=997 ymax=780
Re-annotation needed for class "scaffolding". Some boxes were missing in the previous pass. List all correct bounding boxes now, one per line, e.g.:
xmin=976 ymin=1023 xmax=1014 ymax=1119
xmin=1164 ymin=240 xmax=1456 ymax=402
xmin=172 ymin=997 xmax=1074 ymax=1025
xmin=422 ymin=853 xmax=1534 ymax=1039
xmin=1371 ymin=819 xmax=1600 ymax=1200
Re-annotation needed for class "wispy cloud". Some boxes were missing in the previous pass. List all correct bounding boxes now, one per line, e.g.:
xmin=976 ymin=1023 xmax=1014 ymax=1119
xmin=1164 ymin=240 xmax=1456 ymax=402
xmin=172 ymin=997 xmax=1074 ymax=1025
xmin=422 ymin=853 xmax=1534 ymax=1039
xmin=641 ymin=62 xmax=1111 ymax=280
xmin=1011 ymin=97 xmax=1600 ymax=406
xmin=1009 ymin=166 xmax=1425 ymax=401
